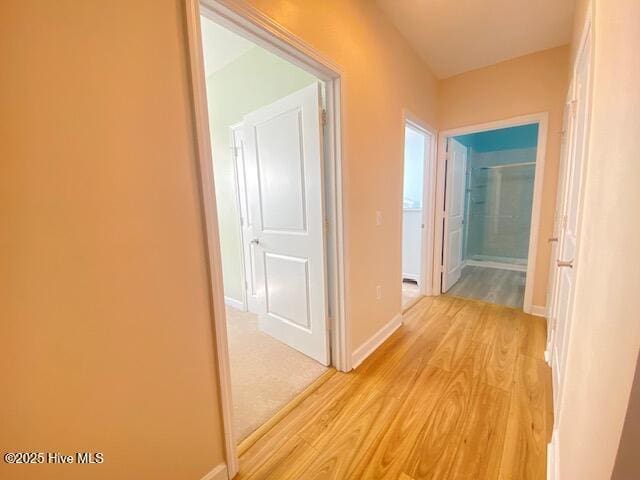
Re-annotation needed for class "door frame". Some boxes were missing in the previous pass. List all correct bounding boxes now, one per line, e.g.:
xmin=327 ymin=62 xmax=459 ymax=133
xmin=400 ymin=111 xmax=437 ymax=299
xmin=433 ymin=112 xmax=549 ymax=314
xmin=184 ymin=0 xmax=348 ymax=476
xmin=229 ymin=122 xmax=249 ymax=312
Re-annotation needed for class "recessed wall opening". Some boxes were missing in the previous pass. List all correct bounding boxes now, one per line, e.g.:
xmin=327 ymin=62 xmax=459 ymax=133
xmin=440 ymin=121 xmax=544 ymax=309
xmin=401 ymin=120 xmax=434 ymax=310
xmin=199 ymin=11 xmax=342 ymax=448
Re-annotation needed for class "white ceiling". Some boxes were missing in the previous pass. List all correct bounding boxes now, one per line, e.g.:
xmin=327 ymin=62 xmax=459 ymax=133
xmin=376 ymin=0 xmax=575 ymax=78
xmin=200 ymin=16 xmax=254 ymax=76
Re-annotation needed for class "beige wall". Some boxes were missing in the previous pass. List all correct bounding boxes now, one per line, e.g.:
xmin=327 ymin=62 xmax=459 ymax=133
xmin=0 ymin=1 xmax=225 ymax=479
xmin=241 ymin=0 xmax=440 ymax=350
xmin=557 ymin=0 xmax=640 ymax=478
xmin=438 ymin=46 xmax=570 ymax=308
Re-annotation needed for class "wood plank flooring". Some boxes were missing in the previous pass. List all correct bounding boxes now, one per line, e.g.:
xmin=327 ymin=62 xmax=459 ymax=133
xmin=236 ymin=295 xmax=552 ymax=480
xmin=447 ymin=266 xmax=526 ymax=308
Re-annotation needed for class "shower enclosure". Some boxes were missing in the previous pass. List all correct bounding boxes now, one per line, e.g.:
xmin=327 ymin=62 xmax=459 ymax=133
xmin=457 ymin=124 xmax=538 ymax=270
xmin=464 ymin=161 xmax=535 ymax=266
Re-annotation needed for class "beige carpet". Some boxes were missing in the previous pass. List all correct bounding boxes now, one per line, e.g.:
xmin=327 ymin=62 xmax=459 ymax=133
xmin=225 ymin=306 xmax=328 ymax=442
xmin=402 ymin=280 xmax=421 ymax=308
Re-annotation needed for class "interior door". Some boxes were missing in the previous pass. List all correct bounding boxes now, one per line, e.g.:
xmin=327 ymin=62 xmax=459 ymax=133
xmin=242 ymin=82 xmax=329 ymax=365
xmin=231 ymin=125 xmax=260 ymax=314
xmin=442 ymin=138 xmax=468 ymax=291
xmin=552 ymin=29 xmax=592 ymax=411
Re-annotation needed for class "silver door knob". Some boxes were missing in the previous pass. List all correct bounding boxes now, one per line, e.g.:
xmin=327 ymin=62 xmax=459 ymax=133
xmin=548 ymin=237 xmax=559 ymax=243
xmin=250 ymin=238 xmax=260 ymax=245
xmin=557 ymin=259 xmax=573 ymax=268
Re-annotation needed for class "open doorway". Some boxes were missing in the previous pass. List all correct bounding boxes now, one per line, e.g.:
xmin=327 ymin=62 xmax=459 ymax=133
xmin=198 ymin=12 xmax=341 ymax=446
xmin=401 ymin=120 xmax=434 ymax=310
xmin=437 ymin=118 xmax=547 ymax=311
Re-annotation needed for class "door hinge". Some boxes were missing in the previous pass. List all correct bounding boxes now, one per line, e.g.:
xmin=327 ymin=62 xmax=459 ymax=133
xmin=321 ymin=109 xmax=327 ymax=126
xmin=567 ymin=99 xmax=577 ymax=118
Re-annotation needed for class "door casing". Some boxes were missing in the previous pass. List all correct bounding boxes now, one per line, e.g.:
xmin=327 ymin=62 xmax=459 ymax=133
xmin=400 ymin=113 xmax=438 ymax=301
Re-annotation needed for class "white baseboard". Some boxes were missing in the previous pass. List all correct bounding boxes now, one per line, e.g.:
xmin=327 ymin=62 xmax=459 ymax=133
xmin=529 ymin=304 xmax=547 ymax=317
xmin=201 ymin=463 xmax=228 ymax=480
xmin=351 ymin=313 xmax=402 ymax=369
xmin=224 ymin=296 xmax=245 ymax=310
xmin=465 ymin=259 xmax=527 ymax=272
xmin=547 ymin=430 xmax=559 ymax=480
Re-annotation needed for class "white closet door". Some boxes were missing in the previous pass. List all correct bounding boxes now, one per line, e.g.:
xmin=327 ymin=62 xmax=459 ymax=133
xmin=243 ymin=83 xmax=329 ymax=365
xmin=552 ymin=29 xmax=592 ymax=412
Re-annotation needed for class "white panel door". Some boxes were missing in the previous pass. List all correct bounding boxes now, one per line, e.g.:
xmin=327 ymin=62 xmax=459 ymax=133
xmin=442 ymin=138 xmax=468 ymax=291
xmin=243 ymin=83 xmax=329 ymax=365
xmin=552 ymin=30 xmax=592 ymax=412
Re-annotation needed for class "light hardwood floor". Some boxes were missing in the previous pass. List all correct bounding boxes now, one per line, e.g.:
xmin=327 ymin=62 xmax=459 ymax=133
xmin=236 ymin=295 xmax=552 ymax=480
xmin=447 ymin=266 xmax=526 ymax=308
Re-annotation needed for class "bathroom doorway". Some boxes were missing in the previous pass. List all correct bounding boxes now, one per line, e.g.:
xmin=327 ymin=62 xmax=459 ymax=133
xmin=401 ymin=118 xmax=435 ymax=310
xmin=436 ymin=116 xmax=547 ymax=311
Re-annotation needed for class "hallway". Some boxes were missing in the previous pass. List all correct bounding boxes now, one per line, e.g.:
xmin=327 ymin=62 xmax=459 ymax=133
xmin=236 ymin=295 xmax=552 ymax=479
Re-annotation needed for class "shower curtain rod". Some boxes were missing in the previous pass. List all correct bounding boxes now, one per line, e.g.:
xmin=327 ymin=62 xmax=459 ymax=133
xmin=473 ymin=161 xmax=535 ymax=170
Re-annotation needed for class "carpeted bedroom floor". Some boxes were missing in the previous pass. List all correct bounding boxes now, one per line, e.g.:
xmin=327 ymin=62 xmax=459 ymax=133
xmin=225 ymin=306 xmax=328 ymax=442
xmin=402 ymin=280 xmax=421 ymax=308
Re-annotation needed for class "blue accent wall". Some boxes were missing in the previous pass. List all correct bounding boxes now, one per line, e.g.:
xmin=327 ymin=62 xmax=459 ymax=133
xmin=455 ymin=123 xmax=538 ymax=153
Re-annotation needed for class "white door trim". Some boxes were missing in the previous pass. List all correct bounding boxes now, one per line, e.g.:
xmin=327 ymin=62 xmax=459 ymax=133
xmin=229 ymin=122 xmax=249 ymax=312
xmin=401 ymin=111 xmax=438 ymax=298
xmin=185 ymin=0 xmax=347 ymax=476
xmin=433 ymin=112 xmax=549 ymax=314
